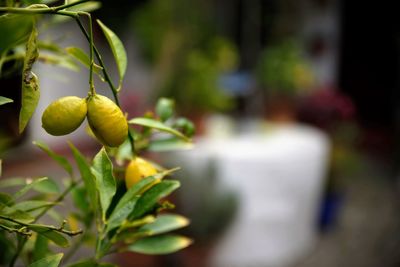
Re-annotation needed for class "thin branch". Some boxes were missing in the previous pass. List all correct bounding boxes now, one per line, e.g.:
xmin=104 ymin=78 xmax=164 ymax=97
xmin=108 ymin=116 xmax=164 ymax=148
xmin=0 ymin=224 xmax=31 ymax=237
xmin=74 ymin=18 xmax=119 ymax=103
xmin=0 ymin=0 xmax=91 ymax=14
xmin=0 ymin=215 xmax=83 ymax=237
xmin=8 ymin=180 xmax=79 ymax=267
xmin=82 ymin=12 xmax=95 ymax=94
xmin=0 ymin=7 xmax=78 ymax=18
xmin=34 ymin=180 xmax=79 ymax=222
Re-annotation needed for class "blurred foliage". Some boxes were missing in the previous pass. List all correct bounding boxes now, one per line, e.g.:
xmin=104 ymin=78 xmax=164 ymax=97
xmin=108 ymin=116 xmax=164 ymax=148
xmin=330 ymin=122 xmax=362 ymax=182
xmin=256 ymin=40 xmax=315 ymax=96
xmin=131 ymin=0 xmax=238 ymax=114
xmin=0 ymin=14 xmax=33 ymax=55
xmin=298 ymin=89 xmax=362 ymax=187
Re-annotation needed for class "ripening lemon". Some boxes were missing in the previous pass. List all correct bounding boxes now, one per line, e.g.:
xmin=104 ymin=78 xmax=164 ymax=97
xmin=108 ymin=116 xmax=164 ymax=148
xmin=125 ymin=157 xmax=157 ymax=189
xmin=87 ymin=94 xmax=128 ymax=147
xmin=41 ymin=96 xmax=87 ymax=136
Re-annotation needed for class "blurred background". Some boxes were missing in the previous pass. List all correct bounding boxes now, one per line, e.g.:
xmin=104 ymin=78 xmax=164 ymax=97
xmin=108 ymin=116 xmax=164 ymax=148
xmin=2 ymin=0 xmax=400 ymax=266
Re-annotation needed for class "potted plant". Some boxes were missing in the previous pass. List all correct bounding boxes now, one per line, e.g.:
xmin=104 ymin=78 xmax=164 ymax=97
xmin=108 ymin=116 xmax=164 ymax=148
xmin=131 ymin=0 xmax=238 ymax=134
xmin=0 ymin=1 xmax=194 ymax=266
xmin=255 ymin=40 xmax=315 ymax=122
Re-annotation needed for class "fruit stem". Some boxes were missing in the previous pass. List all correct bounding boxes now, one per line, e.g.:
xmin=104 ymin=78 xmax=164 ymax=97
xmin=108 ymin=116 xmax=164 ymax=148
xmin=78 ymin=12 xmax=96 ymax=95
xmin=75 ymin=17 xmax=136 ymax=155
xmin=74 ymin=18 xmax=119 ymax=103
xmin=0 ymin=0 xmax=90 ymax=14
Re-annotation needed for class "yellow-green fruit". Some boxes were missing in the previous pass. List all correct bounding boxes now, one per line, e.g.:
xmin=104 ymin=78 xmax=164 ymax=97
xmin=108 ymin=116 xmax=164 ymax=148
xmin=87 ymin=94 xmax=128 ymax=147
xmin=125 ymin=157 xmax=157 ymax=189
xmin=42 ymin=96 xmax=87 ymax=136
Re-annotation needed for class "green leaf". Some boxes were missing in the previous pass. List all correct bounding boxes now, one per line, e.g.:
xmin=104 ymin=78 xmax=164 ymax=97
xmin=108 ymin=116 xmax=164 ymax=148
xmin=13 ymin=200 xmax=57 ymax=212
xmin=19 ymin=69 xmax=40 ymax=133
xmin=69 ymin=143 xmax=97 ymax=211
xmin=33 ymin=234 xmax=49 ymax=262
xmin=127 ymin=235 xmax=192 ymax=255
xmin=33 ymin=141 xmax=73 ymax=176
xmin=115 ymin=215 xmax=155 ymax=237
xmin=0 ymin=177 xmax=27 ymax=188
xmin=0 ymin=203 xmax=35 ymax=223
xmin=155 ymin=98 xmax=175 ymax=122
xmin=107 ymin=169 xmax=179 ymax=232
xmin=148 ymin=138 xmax=194 ymax=152
xmin=173 ymin=117 xmax=195 ymax=137
xmin=0 ymin=14 xmax=33 ymax=54
xmin=66 ymin=1 xmax=102 ymax=12
xmin=106 ymin=176 xmax=155 ymax=233
xmin=129 ymin=118 xmax=190 ymax=142
xmin=96 ymin=19 xmax=127 ymax=86
xmin=112 ymin=229 xmax=151 ymax=245
xmin=138 ymin=214 xmax=189 ymax=236
xmin=28 ymin=253 xmax=63 ymax=267
xmin=0 ymin=96 xmax=13 ymax=106
xmin=129 ymin=180 xmax=180 ymax=220
xmin=32 ymin=178 xmax=60 ymax=194
xmin=38 ymin=41 xmax=64 ymax=54
xmin=38 ymin=53 xmax=80 ymax=72
xmin=13 ymin=177 xmax=48 ymax=200
xmin=66 ymin=47 xmax=102 ymax=74
xmin=113 ymin=138 xmax=133 ymax=164
xmin=0 ymin=192 xmax=13 ymax=205
xmin=19 ymin=26 xmax=40 ymax=133
xmin=65 ymin=47 xmax=88 ymax=64
xmin=91 ymin=148 xmax=116 ymax=221
xmin=29 ymin=225 xmax=69 ymax=248
xmin=0 ymin=177 xmax=58 ymax=196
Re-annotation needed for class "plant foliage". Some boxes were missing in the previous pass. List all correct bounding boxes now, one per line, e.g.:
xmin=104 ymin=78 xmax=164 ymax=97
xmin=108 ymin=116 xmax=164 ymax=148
xmin=0 ymin=1 xmax=193 ymax=266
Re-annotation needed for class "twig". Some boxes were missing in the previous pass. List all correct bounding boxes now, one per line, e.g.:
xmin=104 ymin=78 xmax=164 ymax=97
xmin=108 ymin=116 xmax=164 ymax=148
xmin=74 ymin=17 xmax=136 ymax=155
xmin=0 ymin=224 xmax=31 ymax=237
xmin=34 ymin=180 xmax=78 ymax=222
xmin=8 ymin=181 xmax=79 ymax=267
xmin=78 ymin=12 xmax=95 ymax=95
xmin=0 ymin=0 xmax=91 ymax=14
xmin=0 ymin=215 xmax=83 ymax=236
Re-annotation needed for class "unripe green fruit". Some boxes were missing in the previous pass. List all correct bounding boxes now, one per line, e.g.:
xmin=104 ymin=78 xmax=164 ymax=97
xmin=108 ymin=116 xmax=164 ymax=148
xmin=41 ymin=96 xmax=87 ymax=136
xmin=87 ymin=94 xmax=128 ymax=147
xmin=156 ymin=98 xmax=174 ymax=122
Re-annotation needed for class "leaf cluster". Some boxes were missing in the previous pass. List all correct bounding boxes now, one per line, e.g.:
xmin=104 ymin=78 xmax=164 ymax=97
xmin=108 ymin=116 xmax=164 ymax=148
xmin=0 ymin=1 xmax=194 ymax=266
xmin=0 ymin=129 xmax=192 ymax=266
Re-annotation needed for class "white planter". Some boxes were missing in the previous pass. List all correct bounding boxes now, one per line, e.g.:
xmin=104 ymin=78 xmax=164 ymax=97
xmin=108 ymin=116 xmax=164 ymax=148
xmin=174 ymin=122 xmax=330 ymax=267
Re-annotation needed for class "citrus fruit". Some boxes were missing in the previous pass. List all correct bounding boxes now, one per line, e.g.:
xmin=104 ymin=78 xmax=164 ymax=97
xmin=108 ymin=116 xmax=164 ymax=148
xmin=41 ymin=96 xmax=87 ymax=136
xmin=87 ymin=94 xmax=128 ymax=147
xmin=125 ymin=157 xmax=157 ymax=189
